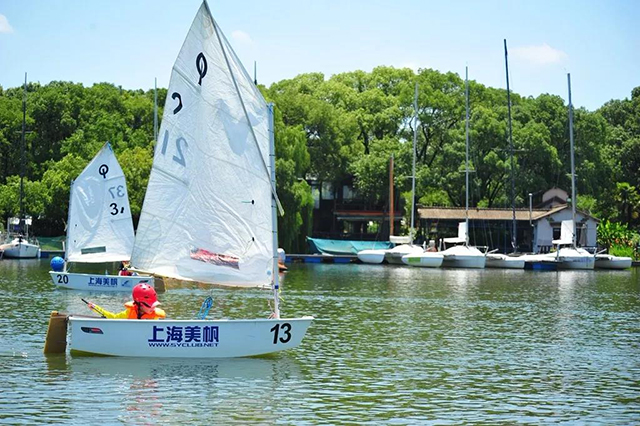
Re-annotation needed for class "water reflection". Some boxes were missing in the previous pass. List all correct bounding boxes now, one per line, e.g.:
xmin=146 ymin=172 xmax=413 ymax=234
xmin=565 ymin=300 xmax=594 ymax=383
xmin=2 ymin=260 xmax=640 ymax=424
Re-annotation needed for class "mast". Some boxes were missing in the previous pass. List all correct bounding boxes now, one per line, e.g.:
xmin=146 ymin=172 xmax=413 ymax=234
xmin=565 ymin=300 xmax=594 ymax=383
xmin=504 ymin=39 xmax=516 ymax=251
xmin=153 ymin=78 xmax=158 ymax=142
xmin=268 ymin=103 xmax=280 ymax=318
xmin=464 ymin=67 xmax=470 ymax=246
xmin=410 ymin=82 xmax=418 ymax=244
xmin=567 ymin=73 xmax=577 ymax=247
xmin=254 ymin=61 xmax=257 ymax=85
xmin=20 ymin=72 xmax=27 ymax=235
xmin=389 ymin=154 xmax=394 ymax=237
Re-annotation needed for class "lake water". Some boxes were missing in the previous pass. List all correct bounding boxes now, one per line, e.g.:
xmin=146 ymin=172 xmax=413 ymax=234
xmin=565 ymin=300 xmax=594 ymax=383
xmin=1 ymin=259 xmax=639 ymax=424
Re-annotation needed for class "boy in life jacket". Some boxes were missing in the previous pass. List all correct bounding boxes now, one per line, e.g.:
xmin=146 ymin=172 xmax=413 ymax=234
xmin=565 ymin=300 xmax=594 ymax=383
xmin=85 ymin=283 xmax=166 ymax=320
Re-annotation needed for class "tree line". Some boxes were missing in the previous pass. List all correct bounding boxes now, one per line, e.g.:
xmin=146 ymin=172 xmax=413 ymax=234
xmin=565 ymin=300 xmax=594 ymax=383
xmin=0 ymin=67 xmax=638 ymax=253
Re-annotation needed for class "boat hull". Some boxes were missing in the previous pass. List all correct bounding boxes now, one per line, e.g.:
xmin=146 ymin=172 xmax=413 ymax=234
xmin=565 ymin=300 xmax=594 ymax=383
xmin=556 ymin=257 xmax=595 ymax=270
xmin=384 ymin=245 xmax=424 ymax=265
xmin=357 ymin=249 xmax=386 ymax=264
xmin=594 ymin=256 xmax=632 ymax=270
xmin=485 ymin=255 xmax=525 ymax=269
xmin=441 ymin=255 xmax=486 ymax=269
xmin=0 ymin=241 xmax=40 ymax=258
xmin=50 ymin=271 xmax=154 ymax=291
xmin=401 ymin=253 xmax=444 ymax=268
xmin=69 ymin=316 xmax=313 ymax=358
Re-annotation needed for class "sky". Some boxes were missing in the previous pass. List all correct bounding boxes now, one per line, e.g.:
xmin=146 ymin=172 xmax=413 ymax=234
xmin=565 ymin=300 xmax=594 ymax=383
xmin=0 ymin=0 xmax=638 ymax=111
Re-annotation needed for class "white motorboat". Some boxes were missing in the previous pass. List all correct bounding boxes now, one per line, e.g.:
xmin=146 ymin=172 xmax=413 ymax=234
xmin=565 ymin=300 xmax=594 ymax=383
xmin=401 ymin=251 xmax=444 ymax=268
xmin=485 ymin=253 xmax=525 ymax=269
xmin=441 ymin=244 xmax=486 ymax=269
xmin=594 ymin=254 xmax=632 ymax=270
xmin=357 ymin=249 xmax=386 ymax=264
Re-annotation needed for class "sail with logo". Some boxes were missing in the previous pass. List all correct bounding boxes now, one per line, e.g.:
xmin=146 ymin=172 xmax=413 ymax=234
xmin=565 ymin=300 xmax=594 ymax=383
xmin=130 ymin=3 xmax=276 ymax=288
xmin=49 ymin=142 xmax=154 ymax=291
xmin=51 ymin=1 xmax=313 ymax=358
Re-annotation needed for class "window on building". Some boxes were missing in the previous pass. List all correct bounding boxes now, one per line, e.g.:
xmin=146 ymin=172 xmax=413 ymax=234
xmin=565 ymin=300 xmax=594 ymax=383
xmin=321 ymin=182 xmax=334 ymax=200
xmin=311 ymin=186 xmax=320 ymax=209
xmin=342 ymin=185 xmax=355 ymax=201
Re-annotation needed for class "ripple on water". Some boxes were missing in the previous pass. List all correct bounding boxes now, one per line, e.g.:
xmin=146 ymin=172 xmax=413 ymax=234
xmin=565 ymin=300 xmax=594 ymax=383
xmin=1 ymin=261 xmax=639 ymax=423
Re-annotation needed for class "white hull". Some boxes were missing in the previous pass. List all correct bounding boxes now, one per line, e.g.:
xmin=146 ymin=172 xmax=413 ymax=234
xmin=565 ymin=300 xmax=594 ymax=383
xmin=401 ymin=252 xmax=444 ymax=268
xmin=69 ymin=316 xmax=313 ymax=358
xmin=442 ymin=255 xmax=486 ymax=269
xmin=50 ymin=271 xmax=154 ymax=291
xmin=384 ymin=244 xmax=424 ymax=265
xmin=440 ymin=245 xmax=486 ymax=269
xmin=556 ymin=257 xmax=595 ymax=270
xmin=594 ymin=255 xmax=632 ymax=270
xmin=357 ymin=249 xmax=386 ymax=264
xmin=0 ymin=240 xmax=40 ymax=259
xmin=485 ymin=254 xmax=525 ymax=269
xmin=554 ymin=247 xmax=595 ymax=270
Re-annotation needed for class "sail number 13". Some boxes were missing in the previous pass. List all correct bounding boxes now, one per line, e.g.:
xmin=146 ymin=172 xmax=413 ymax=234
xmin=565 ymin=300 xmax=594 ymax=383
xmin=270 ymin=322 xmax=292 ymax=344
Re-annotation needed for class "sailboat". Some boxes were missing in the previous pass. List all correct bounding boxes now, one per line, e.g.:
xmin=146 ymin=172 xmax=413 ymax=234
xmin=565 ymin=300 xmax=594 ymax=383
xmin=399 ymin=82 xmax=443 ymax=268
xmin=542 ymin=74 xmax=594 ymax=270
xmin=439 ymin=67 xmax=486 ymax=269
xmin=49 ymin=142 xmax=154 ymax=291
xmin=46 ymin=1 xmax=312 ymax=357
xmin=486 ymin=40 xmax=524 ymax=269
xmin=357 ymin=156 xmax=396 ymax=264
xmin=0 ymin=73 xmax=40 ymax=259
xmin=384 ymin=83 xmax=424 ymax=265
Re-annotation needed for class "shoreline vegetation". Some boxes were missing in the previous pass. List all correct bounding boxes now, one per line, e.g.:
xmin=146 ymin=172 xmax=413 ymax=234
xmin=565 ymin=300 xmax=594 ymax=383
xmin=0 ymin=67 xmax=638 ymax=255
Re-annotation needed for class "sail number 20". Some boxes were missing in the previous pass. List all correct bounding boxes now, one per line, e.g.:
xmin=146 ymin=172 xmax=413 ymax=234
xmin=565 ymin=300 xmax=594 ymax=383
xmin=270 ymin=322 xmax=292 ymax=344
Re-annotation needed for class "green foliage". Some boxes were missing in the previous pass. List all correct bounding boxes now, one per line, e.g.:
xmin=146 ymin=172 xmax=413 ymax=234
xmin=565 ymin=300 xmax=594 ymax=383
xmin=0 ymin=72 xmax=638 ymax=248
xmin=597 ymin=219 xmax=639 ymax=260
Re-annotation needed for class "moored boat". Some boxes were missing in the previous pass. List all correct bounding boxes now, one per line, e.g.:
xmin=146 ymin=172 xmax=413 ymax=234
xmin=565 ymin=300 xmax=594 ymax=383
xmin=486 ymin=253 xmax=525 ymax=269
xmin=384 ymin=244 xmax=424 ymax=265
xmin=594 ymin=254 xmax=632 ymax=270
xmin=401 ymin=251 xmax=444 ymax=268
xmin=357 ymin=249 xmax=386 ymax=264
xmin=441 ymin=244 xmax=486 ymax=269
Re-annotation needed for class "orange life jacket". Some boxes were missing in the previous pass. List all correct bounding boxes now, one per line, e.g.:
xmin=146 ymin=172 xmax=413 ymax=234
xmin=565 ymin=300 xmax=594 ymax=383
xmin=124 ymin=301 xmax=166 ymax=319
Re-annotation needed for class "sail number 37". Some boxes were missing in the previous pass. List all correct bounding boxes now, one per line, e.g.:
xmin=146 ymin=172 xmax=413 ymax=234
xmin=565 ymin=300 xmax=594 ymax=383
xmin=270 ymin=323 xmax=292 ymax=344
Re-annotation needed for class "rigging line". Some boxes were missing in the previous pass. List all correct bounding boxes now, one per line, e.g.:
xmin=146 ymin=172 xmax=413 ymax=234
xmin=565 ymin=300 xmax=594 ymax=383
xmin=204 ymin=1 xmax=284 ymax=216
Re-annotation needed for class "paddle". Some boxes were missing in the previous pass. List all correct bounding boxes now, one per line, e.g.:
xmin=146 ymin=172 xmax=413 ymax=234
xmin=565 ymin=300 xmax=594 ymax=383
xmin=81 ymin=298 xmax=106 ymax=318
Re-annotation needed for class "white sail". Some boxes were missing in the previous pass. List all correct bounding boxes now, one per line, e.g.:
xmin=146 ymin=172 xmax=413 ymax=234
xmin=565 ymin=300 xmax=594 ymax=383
xmin=130 ymin=2 xmax=274 ymax=288
xmin=66 ymin=142 xmax=134 ymax=263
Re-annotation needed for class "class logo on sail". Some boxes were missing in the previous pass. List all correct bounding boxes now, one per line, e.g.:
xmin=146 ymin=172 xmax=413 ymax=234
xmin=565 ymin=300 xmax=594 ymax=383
xmin=190 ymin=246 xmax=240 ymax=269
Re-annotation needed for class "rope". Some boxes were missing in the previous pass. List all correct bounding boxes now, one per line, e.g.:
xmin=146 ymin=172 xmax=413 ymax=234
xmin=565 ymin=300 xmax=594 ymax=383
xmin=197 ymin=296 xmax=214 ymax=319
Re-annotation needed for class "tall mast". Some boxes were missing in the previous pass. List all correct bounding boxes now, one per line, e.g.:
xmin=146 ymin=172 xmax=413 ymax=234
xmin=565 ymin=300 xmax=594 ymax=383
xmin=268 ymin=103 xmax=280 ymax=319
xmin=254 ymin=61 xmax=257 ymax=85
xmin=410 ymin=82 xmax=418 ymax=243
xmin=465 ymin=67 xmax=470 ymax=246
xmin=20 ymin=72 xmax=27 ymax=230
xmin=567 ymin=73 xmax=577 ymax=247
xmin=389 ymin=154 xmax=394 ymax=237
xmin=504 ymin=39 xmax=516 ymax=251
xmin=153 ymin=78 xmax=158 ymax=142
